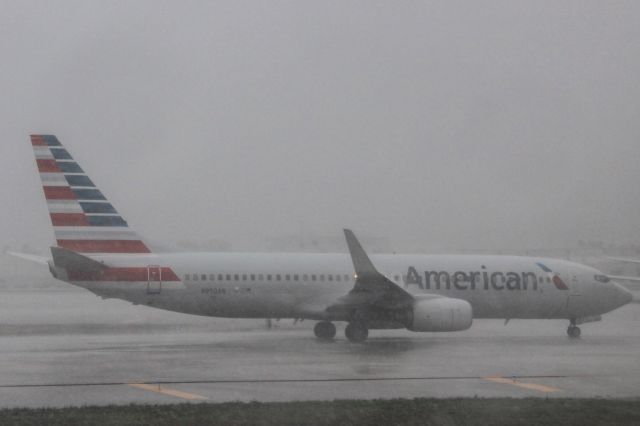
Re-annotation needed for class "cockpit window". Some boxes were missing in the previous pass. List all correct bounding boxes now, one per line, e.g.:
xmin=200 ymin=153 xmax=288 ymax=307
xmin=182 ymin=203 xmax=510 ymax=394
xmin=594 ymin=275 xmax=610 ymax=283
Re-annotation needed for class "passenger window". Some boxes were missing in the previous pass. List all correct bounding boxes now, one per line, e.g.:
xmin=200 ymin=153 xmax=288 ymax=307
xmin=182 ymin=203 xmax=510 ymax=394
xmin=251 ymin=274 xmax=255 ymax=281
xmin=293 ymin=274 xmax=299 ymax=281
xmin=311 ymin=274 xmax=316 ymax=282
xmin=345 ymin=274 xmax=350 ymax=281
xmin=285 ymin=274 xmax=290 ymax=281
xmin=319 ymin=275 xmax=324 ymax=282
xmin=276 ymin=274 xmax=281 ymax=281
xmin=218 ymin=274 xmax=223 ymax=281
xmin=234 ymin=274 xmax=239 ymax=281
xmin=226 ymin=274 xmax=231 ymax=281
xmin=328 ymin=275 xmax=333 ymax=282
xmin=184 ymin=274 xmax=190 ymax=281
xmin=546 ymin=277 xmax=551 ymax=283
xmin=201 ymin=274 xmax=207 ymax=281
xmin=193 ymin=274 xmax=199 ymax=282
xmin=303 ymin=274 xmax=308 ymax=281
xmin=267 ymin=274 xmax=272 ymax=281
xmin=242 ymin=274 xmax=247 ymax=281
xmin=336 ymin=275 xmax=341 ymax=282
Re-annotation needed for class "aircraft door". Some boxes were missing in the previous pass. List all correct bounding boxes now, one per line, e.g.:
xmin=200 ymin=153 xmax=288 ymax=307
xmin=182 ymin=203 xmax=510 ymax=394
xmin=147 ymin=265 xmax=162 ymax=295
xmin=569 ymin=267 xmax=581 ymax=295
xmin=565 ymin=266 xmax=582 ymax=312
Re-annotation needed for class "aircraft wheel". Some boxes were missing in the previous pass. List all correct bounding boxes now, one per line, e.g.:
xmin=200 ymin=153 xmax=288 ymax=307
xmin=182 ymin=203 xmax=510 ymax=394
xmin=314 ymin=321 xmax=336 ymax=340
xmin=345 ymin=322 xmax=368 ymax=343
xmin=567 ymin=325 xmax=581 ymax=338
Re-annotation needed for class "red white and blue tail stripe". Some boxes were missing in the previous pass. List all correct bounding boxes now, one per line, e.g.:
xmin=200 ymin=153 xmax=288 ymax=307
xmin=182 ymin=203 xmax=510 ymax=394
xmin=31 ymin=134 xmax=151 ymax=254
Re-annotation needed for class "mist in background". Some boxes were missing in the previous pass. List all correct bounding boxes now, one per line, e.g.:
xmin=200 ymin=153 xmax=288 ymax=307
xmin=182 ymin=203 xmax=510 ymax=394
xmin=2 ymin=1 xmax=640 ymax=255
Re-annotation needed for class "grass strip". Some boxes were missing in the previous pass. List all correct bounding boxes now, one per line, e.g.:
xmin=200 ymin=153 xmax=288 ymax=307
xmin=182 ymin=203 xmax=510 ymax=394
xmin=1 ymin=398 xmax=639 ymax=426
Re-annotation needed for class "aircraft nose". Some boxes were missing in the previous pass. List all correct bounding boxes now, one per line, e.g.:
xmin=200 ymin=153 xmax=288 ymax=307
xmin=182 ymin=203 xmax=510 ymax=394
xmin=611 ymin=282 xmax=633 ymax=308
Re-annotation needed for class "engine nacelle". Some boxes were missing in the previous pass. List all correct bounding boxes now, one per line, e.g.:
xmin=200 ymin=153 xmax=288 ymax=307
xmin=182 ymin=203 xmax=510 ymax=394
xmin=408 ymin=297 xmax=473 ymax=332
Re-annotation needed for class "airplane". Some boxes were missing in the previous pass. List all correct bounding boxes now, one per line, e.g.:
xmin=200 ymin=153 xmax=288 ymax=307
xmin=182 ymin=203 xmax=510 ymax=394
xmin=9 ymin=134 xmax=633 ymax=342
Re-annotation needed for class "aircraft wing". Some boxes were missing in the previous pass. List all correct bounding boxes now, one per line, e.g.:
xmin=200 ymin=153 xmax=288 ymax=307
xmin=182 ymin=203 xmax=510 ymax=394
xmin=325 ymin=229 xmax=415 ymax=316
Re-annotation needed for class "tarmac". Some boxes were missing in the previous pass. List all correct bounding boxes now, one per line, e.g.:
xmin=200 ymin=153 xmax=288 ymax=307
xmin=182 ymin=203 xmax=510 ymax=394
xmin=0 ymin=288 xmax=638 ymax=408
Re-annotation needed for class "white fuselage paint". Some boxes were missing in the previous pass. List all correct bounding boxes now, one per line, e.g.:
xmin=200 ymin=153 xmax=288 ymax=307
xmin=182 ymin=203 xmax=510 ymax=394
xmin=60 ymin=252 xmax=632 ymax=322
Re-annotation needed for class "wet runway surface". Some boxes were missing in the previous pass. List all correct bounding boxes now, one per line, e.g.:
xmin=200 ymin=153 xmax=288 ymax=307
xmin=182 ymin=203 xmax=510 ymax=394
xmin=0 ymin=289 xmax=639 ymax=408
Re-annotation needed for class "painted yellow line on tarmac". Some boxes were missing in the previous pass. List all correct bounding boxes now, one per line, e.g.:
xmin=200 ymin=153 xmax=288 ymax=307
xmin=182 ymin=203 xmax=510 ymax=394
xmin=483 ymin=376 xmax=562 ymax=393
xmin=128 ymin=383 xmax=208 ymax=401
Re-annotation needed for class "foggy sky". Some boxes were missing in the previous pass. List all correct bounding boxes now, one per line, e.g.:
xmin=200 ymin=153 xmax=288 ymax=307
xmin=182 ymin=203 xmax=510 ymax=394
xmin=2 ymin=1 xmax=640 ymax=254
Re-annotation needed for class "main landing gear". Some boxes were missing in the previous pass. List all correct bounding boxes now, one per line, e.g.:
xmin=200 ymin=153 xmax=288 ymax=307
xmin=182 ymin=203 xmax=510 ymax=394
xmin=567 ymin=319 xmax=581 ymax=339
xmin=313 ymin=321 xmax=369 ymax=342
xmin=345 ymin=321 xmax=368 ymax=343
xmin=314 ymin=321 xmax=336 ymax=340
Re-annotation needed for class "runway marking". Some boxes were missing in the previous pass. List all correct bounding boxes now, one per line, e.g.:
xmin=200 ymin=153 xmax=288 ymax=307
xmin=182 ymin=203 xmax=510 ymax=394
xmin=128 ymin=383 xmax=207 ymax=401
xmin=483 ymin=376 xmax=561 ymax=393
xmin=0 ymin=375 xmax=574 ymax=388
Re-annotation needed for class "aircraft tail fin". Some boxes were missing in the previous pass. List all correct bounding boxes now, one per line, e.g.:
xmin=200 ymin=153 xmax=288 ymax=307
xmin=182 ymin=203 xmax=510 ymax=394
xmin=30 ymin=134 xmax=151 ymax=254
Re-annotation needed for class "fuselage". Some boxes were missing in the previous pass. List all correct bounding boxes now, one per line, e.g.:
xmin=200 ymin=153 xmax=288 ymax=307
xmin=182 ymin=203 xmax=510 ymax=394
xmin=28 ymin=135 xmax=634 ymax=339
xmin=56 ymin=252 xmax=632 ymax=322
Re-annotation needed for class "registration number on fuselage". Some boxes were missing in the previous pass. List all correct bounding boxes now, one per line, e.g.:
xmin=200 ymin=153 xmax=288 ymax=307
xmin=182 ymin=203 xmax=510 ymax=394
xmin=201 ymin=287 xmax=227 ymax=295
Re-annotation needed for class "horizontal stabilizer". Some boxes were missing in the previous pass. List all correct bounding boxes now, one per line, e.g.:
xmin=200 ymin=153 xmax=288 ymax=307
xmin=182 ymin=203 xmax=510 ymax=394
xmin=6 ymin=251 xmax=49 ymax=265
xmin=50 ymin=246 xmax=108 ymax=272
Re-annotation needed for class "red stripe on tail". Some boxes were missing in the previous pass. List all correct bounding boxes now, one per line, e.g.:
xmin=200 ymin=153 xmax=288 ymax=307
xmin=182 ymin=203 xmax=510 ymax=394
xmin=57 ymin=240 xmax=151 ymax=253
xmin=50 ymin=213 xmax=89 ymax=226
xmin=67 ymin=267 xmax=179 ymax=282
xmin=43 ymin=186 xmax=77 ymax=200
xmin=31 ymin=135 xmax=46 ymax=146
xmin=36 ymin=159 xmax=60 ymax=173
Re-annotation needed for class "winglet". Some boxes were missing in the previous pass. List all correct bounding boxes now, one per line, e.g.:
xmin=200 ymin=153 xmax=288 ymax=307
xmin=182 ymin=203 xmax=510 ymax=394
xmin=342 ymin=229 xmax=415 ymax=305
xmin=343 ymin=229 xmax=379 ymax=277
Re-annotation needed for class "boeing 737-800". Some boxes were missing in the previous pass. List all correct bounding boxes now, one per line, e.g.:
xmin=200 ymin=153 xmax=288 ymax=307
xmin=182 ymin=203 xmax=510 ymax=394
xmin=11 ymin=135 xmax=632 ymax=342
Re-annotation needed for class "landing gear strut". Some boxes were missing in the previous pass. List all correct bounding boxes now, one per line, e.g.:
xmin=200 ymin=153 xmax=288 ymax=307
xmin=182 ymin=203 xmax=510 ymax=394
xmin=567 ymin=319 xmax=581 ymax=339
xmin=314 ymin=321 xmax=336 ymax=340
xmin=345 ymin=321 xmax=369 ymax=343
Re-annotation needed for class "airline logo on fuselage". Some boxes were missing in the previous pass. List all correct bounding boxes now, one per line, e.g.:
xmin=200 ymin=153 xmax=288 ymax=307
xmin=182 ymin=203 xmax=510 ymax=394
xmin=404 ymin=263 xmax=569 ymax=292
xmin=535 ymin=262 xmax=569 ymax=290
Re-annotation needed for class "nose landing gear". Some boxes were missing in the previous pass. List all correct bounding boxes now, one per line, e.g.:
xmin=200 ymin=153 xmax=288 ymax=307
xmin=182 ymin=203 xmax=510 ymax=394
xmin=567 ymin=319 xmax=581 ymax=338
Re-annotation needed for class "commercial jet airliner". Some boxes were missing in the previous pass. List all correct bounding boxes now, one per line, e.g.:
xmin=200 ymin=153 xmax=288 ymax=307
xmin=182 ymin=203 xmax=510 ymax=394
xmin=11 ymin=135 xmax=633 ymax=342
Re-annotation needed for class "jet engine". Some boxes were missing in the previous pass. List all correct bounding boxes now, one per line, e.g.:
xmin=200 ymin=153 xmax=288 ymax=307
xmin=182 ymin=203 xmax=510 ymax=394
xmin=408 ymin=296 xmax=473 ymax=332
